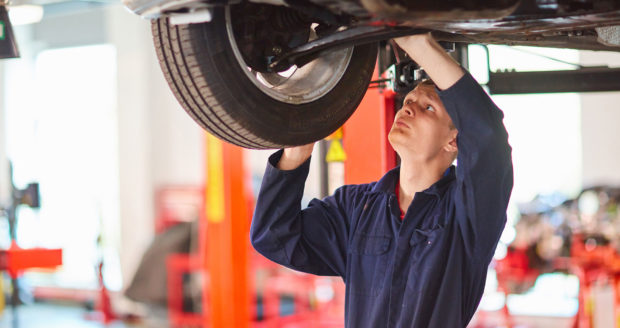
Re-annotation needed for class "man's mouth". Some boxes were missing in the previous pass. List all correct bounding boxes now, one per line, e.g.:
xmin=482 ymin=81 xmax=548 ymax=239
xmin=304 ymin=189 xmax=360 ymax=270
xmin=395 ymin=120 xmax=409 ymax=129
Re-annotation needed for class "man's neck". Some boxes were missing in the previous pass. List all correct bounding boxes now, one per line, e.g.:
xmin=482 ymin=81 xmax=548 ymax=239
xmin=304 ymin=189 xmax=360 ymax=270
xmin=397 ymin=156 xmax=448 ymax=215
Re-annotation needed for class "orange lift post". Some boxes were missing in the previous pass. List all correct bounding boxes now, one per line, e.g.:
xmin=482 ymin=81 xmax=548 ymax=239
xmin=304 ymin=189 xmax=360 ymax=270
xmin=204 ymin=135 xmax=253 ymax=328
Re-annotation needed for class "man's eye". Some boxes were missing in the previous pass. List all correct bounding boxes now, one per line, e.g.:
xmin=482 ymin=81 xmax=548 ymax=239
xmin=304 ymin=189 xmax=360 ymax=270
xmin=405 ymin=100 xmax=413 ymax=105
xmin=426 ymin=105 xmax=436 ymax=112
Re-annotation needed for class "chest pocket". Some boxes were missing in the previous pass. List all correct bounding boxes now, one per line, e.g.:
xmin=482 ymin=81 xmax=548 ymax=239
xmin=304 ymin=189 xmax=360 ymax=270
xmin=407 ymin=226 xmax=445 ymax=292
xmin=349 ymin=233 xmax=391 ymax=296
xmin=409 ymin=226 xmax=443 ymax=247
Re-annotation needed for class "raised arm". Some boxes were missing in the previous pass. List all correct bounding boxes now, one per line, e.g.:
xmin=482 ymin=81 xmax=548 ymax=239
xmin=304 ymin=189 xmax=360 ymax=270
xmin=251 ymin=146 xmax=361 ymax=278
xmin=395 ymin=34 xmax=514 ymax=262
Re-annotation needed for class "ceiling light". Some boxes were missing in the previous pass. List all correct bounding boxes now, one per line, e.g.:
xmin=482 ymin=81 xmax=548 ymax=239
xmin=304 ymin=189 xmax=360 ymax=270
xmin=9 ymin=4 xmax=43 ymax=26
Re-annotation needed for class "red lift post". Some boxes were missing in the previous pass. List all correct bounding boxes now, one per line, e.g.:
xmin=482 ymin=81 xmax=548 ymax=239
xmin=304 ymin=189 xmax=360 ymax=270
xmin=343 ymin=76 xmax=397 ymax=184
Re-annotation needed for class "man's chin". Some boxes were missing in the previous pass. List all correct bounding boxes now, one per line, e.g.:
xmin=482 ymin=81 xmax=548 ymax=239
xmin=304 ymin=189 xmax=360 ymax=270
xmin=387 ymin=130 xmax=398 ymax=146
xmin=388 ymin=133 xmax=410 ymax=152
xmin=389 ymin=128 xmax=411 ymax=138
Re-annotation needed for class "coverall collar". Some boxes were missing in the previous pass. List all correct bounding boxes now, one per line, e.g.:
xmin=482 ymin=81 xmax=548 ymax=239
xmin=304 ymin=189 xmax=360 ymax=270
xmin=369 ymin=165 xmax=456 ymax=199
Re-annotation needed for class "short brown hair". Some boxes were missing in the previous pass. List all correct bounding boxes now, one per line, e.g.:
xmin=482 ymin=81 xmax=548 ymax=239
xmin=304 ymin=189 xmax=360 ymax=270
xmin=417 ymin=78 xmax=437 ymax=89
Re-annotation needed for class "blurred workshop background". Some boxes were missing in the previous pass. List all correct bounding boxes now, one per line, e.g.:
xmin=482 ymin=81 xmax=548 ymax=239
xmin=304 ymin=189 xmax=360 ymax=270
xmin=1 ymin=1 xmax=620 ymax=328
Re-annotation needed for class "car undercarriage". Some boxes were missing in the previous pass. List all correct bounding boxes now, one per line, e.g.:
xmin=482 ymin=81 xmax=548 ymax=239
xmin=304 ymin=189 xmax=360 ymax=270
xmin=124 ymin=0 xmax=620 ymax=148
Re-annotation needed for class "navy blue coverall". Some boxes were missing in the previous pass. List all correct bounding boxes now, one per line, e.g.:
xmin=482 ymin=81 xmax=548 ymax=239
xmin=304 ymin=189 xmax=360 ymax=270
xmin=250 ymin=72 xmax=514 ymax=327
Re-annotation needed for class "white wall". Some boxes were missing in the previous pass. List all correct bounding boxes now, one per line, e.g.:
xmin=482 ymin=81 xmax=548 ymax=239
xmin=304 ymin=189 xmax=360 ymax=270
xmin=0 ymin=4 xmax=204 ymax=289
xmin=580 ymin=50 xmax=620 ymax=187
xmin=105 ymin=6 xmax=155 ymax=289
xmin=104 ymin=4 xmax=204 ymax=288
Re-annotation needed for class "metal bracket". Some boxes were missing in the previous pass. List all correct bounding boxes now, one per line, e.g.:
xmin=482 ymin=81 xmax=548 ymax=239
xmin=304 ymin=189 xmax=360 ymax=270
xmin=385 ymin=61 xmax=428 ymax=94
xmin=268 ymin=25 xmax=431 ymax=71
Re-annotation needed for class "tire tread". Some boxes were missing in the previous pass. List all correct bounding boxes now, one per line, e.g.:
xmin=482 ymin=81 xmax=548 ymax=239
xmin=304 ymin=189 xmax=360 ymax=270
xmin=151 ymin=14 xmax=376 ymax=149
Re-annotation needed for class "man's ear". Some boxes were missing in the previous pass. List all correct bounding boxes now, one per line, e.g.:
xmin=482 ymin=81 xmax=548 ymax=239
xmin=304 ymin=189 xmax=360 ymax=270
xmin=443 ymin=130 xmax=458 ymax=153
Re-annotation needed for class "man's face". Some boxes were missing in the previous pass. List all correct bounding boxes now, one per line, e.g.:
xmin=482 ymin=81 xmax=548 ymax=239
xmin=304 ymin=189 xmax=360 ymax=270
xmin=388 ymin=84 xmax=457 ymax=161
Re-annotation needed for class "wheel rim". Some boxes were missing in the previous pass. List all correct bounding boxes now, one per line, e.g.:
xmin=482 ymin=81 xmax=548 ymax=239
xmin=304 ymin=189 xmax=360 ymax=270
xmin=225 ymin=5 xmax=353 ymax=105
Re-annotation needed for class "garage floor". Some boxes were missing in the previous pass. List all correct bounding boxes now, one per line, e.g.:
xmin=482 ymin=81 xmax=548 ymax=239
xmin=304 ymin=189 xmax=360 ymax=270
xmin=0 ymin=302 xmax=167 ymax=328
xmin=0 ymin=302 xmax=576 ymax=328
xmin=469 ymin=311 xmax=574 ymax=327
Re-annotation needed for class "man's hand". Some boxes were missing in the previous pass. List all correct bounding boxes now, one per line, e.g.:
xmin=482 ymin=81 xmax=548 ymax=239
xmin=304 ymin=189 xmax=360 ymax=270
xmin=277 ymin=143 xmax=315 ymax=170
xmin=394 ymin=33 xmax=465 ymax=90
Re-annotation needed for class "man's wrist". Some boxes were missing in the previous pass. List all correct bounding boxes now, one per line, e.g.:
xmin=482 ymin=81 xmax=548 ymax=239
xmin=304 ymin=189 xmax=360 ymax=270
xmin=278 ymin=156 xmax=303 ymax=169
xmin=277 ymin=145 xmax=314 ymax=170
xmin=277 ymin=154 xmax=310 ymax=171
xmin=399 ymin=33 xmax=433 ymax=61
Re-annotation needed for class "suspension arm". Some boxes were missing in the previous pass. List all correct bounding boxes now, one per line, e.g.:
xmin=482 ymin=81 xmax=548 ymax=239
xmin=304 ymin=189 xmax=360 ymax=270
xmin=268 ymin=25 xmax=433 ymax=71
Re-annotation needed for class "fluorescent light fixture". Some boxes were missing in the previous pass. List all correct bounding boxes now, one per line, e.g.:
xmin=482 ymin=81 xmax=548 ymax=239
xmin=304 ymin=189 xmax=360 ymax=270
xmin=9 ymin=4 xmax=43 ymax=26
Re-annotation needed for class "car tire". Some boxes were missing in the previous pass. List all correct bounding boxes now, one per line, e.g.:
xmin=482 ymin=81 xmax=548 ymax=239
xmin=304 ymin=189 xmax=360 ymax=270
xmin=151 ymin=6 xmax=377 ymax=149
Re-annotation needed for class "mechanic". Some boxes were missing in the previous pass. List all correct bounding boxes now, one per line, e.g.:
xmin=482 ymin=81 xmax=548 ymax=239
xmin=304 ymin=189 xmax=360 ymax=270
xmin=250 ymin=33 xmax=514 ymax=327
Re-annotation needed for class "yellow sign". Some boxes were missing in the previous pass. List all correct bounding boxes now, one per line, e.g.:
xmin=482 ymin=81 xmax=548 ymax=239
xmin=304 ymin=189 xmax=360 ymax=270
xmin=206 ymin=134 xmax=225 ymax=223
xmin=326 ymin=139 xmax=347 ymax=162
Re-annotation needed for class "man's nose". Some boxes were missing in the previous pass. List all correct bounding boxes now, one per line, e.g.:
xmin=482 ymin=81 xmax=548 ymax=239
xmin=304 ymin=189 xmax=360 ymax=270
xmin=402 ymin=106 xmax=414 ymax=117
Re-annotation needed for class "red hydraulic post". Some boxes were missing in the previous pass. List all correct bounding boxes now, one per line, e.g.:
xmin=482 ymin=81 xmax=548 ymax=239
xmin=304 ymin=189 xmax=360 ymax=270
xmin=343 ymin=76 xmax=397 ymax=184
xmin=204 ymin=134 xmax=253 ymax=328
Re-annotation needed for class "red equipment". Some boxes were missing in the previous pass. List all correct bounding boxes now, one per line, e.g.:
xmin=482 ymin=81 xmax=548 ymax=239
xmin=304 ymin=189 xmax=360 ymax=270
xmin=0 ymin=242 xmax=62 ymax=279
